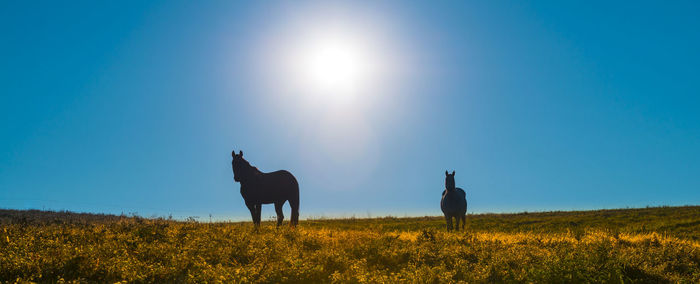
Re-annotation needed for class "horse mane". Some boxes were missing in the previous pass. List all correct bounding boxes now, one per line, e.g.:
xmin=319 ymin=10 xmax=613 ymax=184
xmin=242 ymin=159 xmax=261 ymax=174
xmin=236 ymin=158 xmax=262 ymax=181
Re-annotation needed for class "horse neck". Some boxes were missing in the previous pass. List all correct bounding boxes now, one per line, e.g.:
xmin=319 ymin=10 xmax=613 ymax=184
xmin=239 ymin=166 xmax=262 ymax=183
xmin=446 ymin=185 xmax=456 ymax=192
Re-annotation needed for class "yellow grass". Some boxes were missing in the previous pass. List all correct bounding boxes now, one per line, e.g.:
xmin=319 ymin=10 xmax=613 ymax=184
xmin=1 ymin=206 xmax=699 ymax=282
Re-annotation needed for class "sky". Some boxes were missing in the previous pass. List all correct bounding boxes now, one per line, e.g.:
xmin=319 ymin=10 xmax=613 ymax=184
xmin=2 ymin=1 xmax=699 ymax=220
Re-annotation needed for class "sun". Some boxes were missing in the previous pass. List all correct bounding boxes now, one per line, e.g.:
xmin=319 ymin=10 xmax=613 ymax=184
xmin=298 ymin=35 xmax=371 ymax=97
xmin=290 ymin=31 xmax=379 ymax=103
xmin=253 ymin=7 xmax=401 ymax=108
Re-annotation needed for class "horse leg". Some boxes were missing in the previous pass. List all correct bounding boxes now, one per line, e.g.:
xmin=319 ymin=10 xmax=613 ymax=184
xmin=254 ymin=204 xmax=262 ymax=226
xmin=246 ymin=203 xmax=258 ymax=226
xmin=455 ymin=215 xmax=461 ymax=231
xmin=445 ymin=215 xmax=453 ymax=231
xmin=461 ymin=214 xmax=466 ymax=231
xmin=289 ymin=193 xmax=300 ymax=227
xmin=274 ymin=201 xmax=285 ymax=227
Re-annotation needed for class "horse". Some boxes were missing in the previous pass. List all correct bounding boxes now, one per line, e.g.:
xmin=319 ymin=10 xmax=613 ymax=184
xmin=440 ymin=170 xmax=467 ymax=231
xmin=231 ymin=150 xmax=299 ymax=227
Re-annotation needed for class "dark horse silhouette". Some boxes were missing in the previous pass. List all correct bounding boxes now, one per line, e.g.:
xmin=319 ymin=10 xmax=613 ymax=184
xmin=231 ymin=150 xmax=299 ymax=227
xmin=440 ymin=170 xmax=467 ymax=231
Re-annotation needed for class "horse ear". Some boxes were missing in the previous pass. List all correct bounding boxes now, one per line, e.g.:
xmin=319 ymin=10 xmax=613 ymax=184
xmin=445 ymin=170 xmax=448 ymax=176
xmin=452 ymin=170 xmax=455 ymax=176
xmin=231 ymin=150 xmax=236 ymax=158
xmin=239 ymin=150 xmax=243 ymax=157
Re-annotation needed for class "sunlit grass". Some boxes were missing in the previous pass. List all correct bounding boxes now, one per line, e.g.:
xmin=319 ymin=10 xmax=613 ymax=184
xmin=1 ymin=206 xmax=698 ymax=282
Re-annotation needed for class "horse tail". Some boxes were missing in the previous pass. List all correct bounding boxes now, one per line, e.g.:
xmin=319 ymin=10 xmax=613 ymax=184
xmin=289 ymin=176 xmax=300 ymax=226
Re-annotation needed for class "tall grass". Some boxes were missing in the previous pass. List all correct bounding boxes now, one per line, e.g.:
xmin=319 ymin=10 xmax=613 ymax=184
xmin=1 ymin=206 xmax=698 ymax=282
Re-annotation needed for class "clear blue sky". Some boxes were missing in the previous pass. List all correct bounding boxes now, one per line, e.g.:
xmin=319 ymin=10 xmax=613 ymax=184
xmin=2 ymin=1 xmax=699 ymax=220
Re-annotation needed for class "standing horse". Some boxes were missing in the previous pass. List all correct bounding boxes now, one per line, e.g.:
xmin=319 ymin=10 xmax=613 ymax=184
xmin=440 ymin=170 xmax=467 ymax=231
xmin=231 ymin=150 xmax=299 ymax=227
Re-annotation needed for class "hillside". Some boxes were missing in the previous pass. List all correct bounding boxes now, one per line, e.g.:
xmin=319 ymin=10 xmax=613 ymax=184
xmin=1 ymin=206 xmax=699 ymax=282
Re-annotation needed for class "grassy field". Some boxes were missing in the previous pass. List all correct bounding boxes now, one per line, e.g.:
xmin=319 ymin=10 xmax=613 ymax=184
xmin=1 ymin=206 xmax=699 ymax=283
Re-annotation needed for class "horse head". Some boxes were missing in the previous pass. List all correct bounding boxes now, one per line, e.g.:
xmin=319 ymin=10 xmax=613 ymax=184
xmin=445 ymin=170 xmax=456 ymax=191
xmin=232 ymin=150 xmax=248 ymax=182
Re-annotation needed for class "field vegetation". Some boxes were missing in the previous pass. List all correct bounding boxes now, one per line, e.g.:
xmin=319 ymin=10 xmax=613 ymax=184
xmin=1 ymin=206 xmax=699 ymax=282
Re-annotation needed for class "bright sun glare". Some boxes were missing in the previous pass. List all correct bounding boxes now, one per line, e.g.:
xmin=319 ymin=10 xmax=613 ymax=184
xmin=256 ymin=6 xmax=401 ymax=109
xmin=251 ymin=5 xmax=407 ymax=164
xmin=297 ymin=34 xmax=373 ymax=99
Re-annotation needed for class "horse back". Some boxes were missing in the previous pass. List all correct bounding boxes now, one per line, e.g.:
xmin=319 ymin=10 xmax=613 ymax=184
xmin=262 ymin=170 xmax=298 ymax=189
